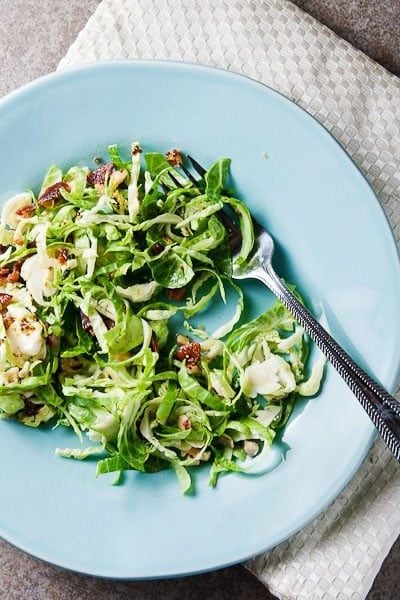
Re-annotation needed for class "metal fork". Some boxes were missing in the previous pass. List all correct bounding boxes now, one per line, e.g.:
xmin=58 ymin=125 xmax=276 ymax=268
xmin=170 ymin=155 xmax=400 ymax=462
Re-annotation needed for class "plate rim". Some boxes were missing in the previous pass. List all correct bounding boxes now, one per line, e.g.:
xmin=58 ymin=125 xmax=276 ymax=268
xmin=0 ymin=59 xmax=399 ymax=579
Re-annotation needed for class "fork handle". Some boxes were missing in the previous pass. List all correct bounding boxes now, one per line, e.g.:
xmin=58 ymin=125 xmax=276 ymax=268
xmin=256 ymin=264 xmax=400 ymax=462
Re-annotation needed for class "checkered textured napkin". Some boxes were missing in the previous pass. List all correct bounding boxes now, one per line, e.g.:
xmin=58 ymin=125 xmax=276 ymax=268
xmin=58 ymin=1 xmax=400 ymax=598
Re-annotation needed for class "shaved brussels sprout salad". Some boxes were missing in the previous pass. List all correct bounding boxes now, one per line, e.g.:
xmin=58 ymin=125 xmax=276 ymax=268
xmin=0 ymin=143 xmax=324 ymax=492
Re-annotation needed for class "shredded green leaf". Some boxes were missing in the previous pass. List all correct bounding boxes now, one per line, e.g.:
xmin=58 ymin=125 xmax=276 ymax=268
xmin=0 ymin=143 xmax=324 ymax=493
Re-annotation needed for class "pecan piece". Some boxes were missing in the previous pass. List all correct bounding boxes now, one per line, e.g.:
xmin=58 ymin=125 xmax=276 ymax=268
xmin=166 ymin=287 xmax=186 ymax=301
xmin=80 ymin=309 xmax=94 ymax=336
xmin=165 ymin=149 xmax=182 ymax=167
xmin=16 ymin=204 xmax=35 ymax=218
xmin=3 ymin=315 xmax=14 ymax=329
xmin=0 ymin=261 xmax=23 ymax=285
xmin=0 ymin=293 xmax=12 ymax=311
xmin=175 ymin=341 xmax=201 ymax=368
xmin=39 ymin=182 xmax=70 ymax=208
xmin=87 ymin=163 xmax=113 ymax=187
xmin=6 ymin=261 xmax=22 ymax=284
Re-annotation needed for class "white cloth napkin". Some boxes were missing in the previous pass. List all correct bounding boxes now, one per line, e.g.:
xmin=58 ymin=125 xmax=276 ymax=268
xmin=58 ymin=1 xmax=400 ymax=598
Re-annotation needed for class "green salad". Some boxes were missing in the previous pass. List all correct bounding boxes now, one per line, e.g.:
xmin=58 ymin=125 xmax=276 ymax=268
xmin=0 ymin=143 xmax=324 ymax=491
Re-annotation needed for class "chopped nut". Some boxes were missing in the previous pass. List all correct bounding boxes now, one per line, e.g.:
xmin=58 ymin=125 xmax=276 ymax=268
xmin=244 ymin=440 xmax=259 ymax=457
xmin=175 ymin=341 xmax=201 ymax=368
xmin=177 ymin=415 xmax=192 ymax=430
xmin=176 ymin=334 xmax=190 ymax=346
xmin=8 ymin=261 xmax=22 ymax=283
xmin=15 ymin=204 xmax=35 ymax=218
xmin=2 ymin=315 xmax=14 ymax=329
xmin=87 ymin=163 xmax=113 ymax=187
xmin=0 ymin=261 xmax=23 ymax=284
xmin=39 ymin=182 xmax=70 ymax=208
xmin=0 ymin=293 xmax=13 ymax=312
xmin=165 ymin=149 xmax=182 ymax=167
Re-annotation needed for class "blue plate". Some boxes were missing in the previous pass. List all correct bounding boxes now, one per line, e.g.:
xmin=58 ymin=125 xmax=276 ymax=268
xmin=0 ymin=61 xmax=399 ymax=578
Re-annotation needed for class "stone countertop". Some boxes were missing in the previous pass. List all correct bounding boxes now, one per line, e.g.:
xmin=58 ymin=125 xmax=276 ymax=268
xmin=0 ymin=2 xmax=399 ymax=599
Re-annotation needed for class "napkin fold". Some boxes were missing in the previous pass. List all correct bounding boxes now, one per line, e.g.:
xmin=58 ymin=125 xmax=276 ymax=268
xmin=58 ymin=1 xmax=400 ymax=598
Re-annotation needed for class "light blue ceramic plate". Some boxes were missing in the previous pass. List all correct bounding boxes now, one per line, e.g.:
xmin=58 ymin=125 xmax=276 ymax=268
xmin=0 ymin=61 xmax=399 ymax=579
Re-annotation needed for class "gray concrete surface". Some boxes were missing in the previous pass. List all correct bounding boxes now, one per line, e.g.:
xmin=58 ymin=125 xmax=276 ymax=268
xmin=0 ymin=1 xmax=398 ymax=598
xmin=292 ymin=0 xmax=400 ymax=75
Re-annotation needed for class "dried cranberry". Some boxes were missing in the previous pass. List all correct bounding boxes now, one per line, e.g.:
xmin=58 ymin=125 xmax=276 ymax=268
xmin=166 ymin=287 xmax=186 ymax=300
xmin=80 ymin=310 xmax=94 ymax=336
xmin=150 ymin=242 xmax=164 ymax=255
xmin=150 ymin=334 xmax=159 ymax=353
xmin=47 ymin=334 xmax=59 ymax=349
xmin=103 ymin=316 xmax=115 ymax=330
